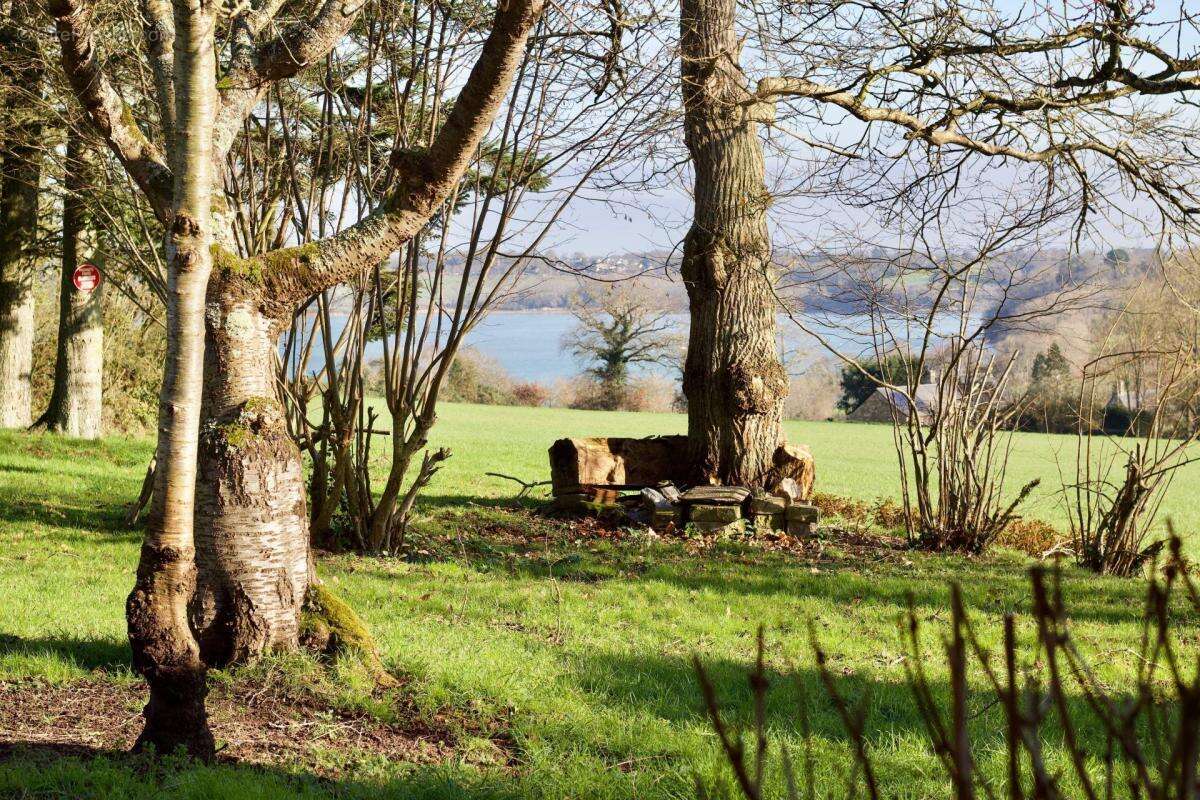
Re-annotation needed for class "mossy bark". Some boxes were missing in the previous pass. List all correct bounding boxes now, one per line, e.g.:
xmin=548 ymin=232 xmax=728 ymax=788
xmin=181 ymin=0 xmax=545 ymax=668
xmin=192 ymin=285 xmax=309 ymax=666
xmin=301 ymin=582 xmax=395 ymax=685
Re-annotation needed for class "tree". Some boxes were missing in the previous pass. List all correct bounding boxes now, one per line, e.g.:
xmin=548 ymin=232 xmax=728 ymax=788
xmin=36 ymin=129 xmax=104 ymax=438
xmin=837 ymin=354 xmax=919 ymax=414
xmin=1022 ymin=343 xmax=1074 ymax=432
xmin=279 ymin=10 xmax=653 ymax=553
xmin=565 ymin=284 xmax=676 ymax=410
xmin=0 ymin=0 xmax=44 ymax=429
xmin=47 ymin=0 xmax=545 ymax=756
xmin=674 ymin=0 xmax=1200 ymax=489
xmin=678 ymin=0 xmax=788 ymax=486
xmin=1031 ymin=343 xmax=1069 ymax=386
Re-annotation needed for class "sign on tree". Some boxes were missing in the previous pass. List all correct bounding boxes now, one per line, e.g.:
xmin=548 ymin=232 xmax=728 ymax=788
xmin=72 ymin=263 xmax=102 ymax=293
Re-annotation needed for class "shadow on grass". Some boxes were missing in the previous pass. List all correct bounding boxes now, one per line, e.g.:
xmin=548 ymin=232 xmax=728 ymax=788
xmin=0 ymin=742 xmax=524 ymax=800
xmin=416 ymin=493 xmax=542 ymax=512
xmin=395 ymin=513 xmax=1161 ymax=629
xmin=647 ymin=558 xmax=1161 ymax=628
xmin=571 ymin=645 xmax=1150 ymax=768
xmin=0 ymin=464 xmax=47 ymax=475
xmin=0 ymin=492 xmax=137 ymax=539
xmin=0 ymin=633 xmax=130 ymax=672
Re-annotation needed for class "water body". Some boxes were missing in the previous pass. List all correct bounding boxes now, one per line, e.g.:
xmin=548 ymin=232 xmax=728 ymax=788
xmin=304 ymin=310 xmax=868 ymax=383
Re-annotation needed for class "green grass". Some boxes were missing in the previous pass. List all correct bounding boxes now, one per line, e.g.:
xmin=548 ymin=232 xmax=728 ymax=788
xmin=379 ymin=402 xmax=1200 ymax=537
xmin=0 ymin=404 xmax=1195 ymax=799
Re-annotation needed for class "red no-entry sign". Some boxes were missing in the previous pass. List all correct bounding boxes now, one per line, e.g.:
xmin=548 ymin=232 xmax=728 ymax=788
xmin=72 ymin=262 xmax=102 ymax=293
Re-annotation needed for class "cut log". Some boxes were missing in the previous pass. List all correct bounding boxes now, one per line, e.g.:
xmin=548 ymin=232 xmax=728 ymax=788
xmin=548 ymin=436 xmax=690 ymax=496
xmin=765 ymin=444 xmax=815 ymax=501
xmin=680 ymin=485 xmax=750 ymax=505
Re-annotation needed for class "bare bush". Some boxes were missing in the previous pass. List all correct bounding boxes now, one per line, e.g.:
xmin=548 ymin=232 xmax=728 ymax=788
xmin=910 ymin=354 xmax=1038 ymax=553
xmin=695 ymin=537 xmax=1200 ymax=800
xmin=275 ymin=0 xmax=668 ymax=554
xmin=511 ymin=382 xmax=550 ymax=407
xmin=622 ymin=375 xmax=681 ymax=413
xmin=784 ymin=361 xmax=840 ymax=421
xmin=1066 ymin=270 xmax=1200 ymax=575
xmin=791 ymin=214 xmax=1085 ymax=552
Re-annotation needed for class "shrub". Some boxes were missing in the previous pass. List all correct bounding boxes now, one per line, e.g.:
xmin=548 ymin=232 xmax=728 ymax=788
xmin=442 ymin=348 xmax=515 ymax=405
xmin=561 ymin=374 xmax=679 ymax=412
xmin=622 ymin=375 xmax=679 ymax=412
xmin=696 ymin=539 xmax=1200 ymax=800
xmin=31 ymin=277 xmax=164 ymax=435
xmin=784 ymin=364 xmax=841 ymax=421
xmin=510 ymin=382 xmax=549 ymax=407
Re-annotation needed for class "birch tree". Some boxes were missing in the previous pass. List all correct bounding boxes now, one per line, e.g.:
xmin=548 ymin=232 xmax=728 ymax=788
xmin=46 ymin=0 xmax=545 ymax=757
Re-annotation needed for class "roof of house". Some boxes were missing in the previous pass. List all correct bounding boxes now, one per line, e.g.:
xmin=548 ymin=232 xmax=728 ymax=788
xmin=866 ymin=385 xmax=938 ymax=416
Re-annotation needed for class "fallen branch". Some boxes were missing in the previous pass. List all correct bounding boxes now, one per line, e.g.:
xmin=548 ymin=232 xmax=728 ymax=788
xmin=486 ymin=472 xmax=552 ymax=498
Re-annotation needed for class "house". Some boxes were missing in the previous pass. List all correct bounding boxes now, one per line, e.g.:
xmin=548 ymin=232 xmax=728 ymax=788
xmin=846 ymin=384 xmax=939 ymax=425
xmin=1102 ymin=380 xmax=1157 ymax=436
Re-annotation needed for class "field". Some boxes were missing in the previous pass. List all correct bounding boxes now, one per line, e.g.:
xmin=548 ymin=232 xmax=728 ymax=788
xmin=1 ymin=403 xmax=1196 ymax=798
xmin=382 ymin=403 xmax=1200 ymax=538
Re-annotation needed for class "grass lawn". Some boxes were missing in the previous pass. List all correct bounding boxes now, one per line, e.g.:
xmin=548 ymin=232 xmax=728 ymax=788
xmin=0 ymin=404 xmax=1195 ymax=798
xmin=381 ymin=402 xmax=1200 ymax=539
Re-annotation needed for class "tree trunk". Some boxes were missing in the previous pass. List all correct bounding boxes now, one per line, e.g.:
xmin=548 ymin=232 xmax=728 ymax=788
xmin=178 ymin=0 xmax=544 ymax=658
xmin=679 ymin=0 xmax=788 ymax=488
xmin=0 ymin=0 xmax=43 ymax=430
xmin=42 ymin=131 xmax=104 ymax=439
xmin=191 ymin=278 xmax=309 ymax=665
xmin=125 ymin=0 xmax=216 ymax=759
xmin=0 ymin=267 xmax=34 ymax=429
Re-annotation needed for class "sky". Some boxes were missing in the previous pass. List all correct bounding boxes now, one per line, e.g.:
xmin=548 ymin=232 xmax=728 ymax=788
xmin=505 ymin=0 xmax=1200 ymax=260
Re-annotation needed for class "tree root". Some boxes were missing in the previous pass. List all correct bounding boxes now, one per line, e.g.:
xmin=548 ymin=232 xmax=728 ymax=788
xmin=299 ymin=583 xmax=397 ymax=688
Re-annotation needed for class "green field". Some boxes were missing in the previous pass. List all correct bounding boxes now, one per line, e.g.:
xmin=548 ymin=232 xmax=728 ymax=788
xmin=374 ymin=402 xmax=1200 ymax=537
xmin=0 ymin=403 xmax=1195 ymax=798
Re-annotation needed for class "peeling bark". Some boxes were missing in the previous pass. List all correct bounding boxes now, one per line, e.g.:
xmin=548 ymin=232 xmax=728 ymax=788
xmin=190 ymin=0 xmax=545 ymax=659
xmin=679 ymin=0 xmax=788 ymax=487
xmin=192 ymin=288 xmax=308 ymax=665
xmin=49 ymin=0 xmax=544 ymax=680
xmin=126 ymin=0 xmax=217 ymax=759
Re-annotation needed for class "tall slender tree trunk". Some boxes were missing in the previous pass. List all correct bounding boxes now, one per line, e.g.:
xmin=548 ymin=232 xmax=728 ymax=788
xmin=125 ymin=0 xmax=216 ymax=758
xmin=192 ymin=277 xmax=309 ymax=665
xmin=42 ymin=130 xmax=104 ymax=438
xmin=679 ymin=0 xmax=788 ymax=487
xmin=0 ymin=0 xmax=43 ymax=430
xmin=0 ymin=260 xmax=34 ymax=429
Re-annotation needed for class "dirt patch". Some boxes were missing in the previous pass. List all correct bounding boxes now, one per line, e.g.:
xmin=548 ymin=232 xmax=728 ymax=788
xmin=0 ymin=674 xmax=515 ymax=775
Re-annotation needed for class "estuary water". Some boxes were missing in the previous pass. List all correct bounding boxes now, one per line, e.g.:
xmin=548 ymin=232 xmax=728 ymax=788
xmin=301 ymin=310 xmax=872 ymax=382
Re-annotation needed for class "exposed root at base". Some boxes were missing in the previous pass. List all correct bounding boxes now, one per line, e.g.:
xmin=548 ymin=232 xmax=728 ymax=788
xmin=300 ymin=583 xmax=398 ymax=687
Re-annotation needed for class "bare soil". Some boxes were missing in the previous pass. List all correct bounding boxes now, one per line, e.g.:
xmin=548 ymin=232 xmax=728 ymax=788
xmin=0 ymin=674 xmax=515 ymax=775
